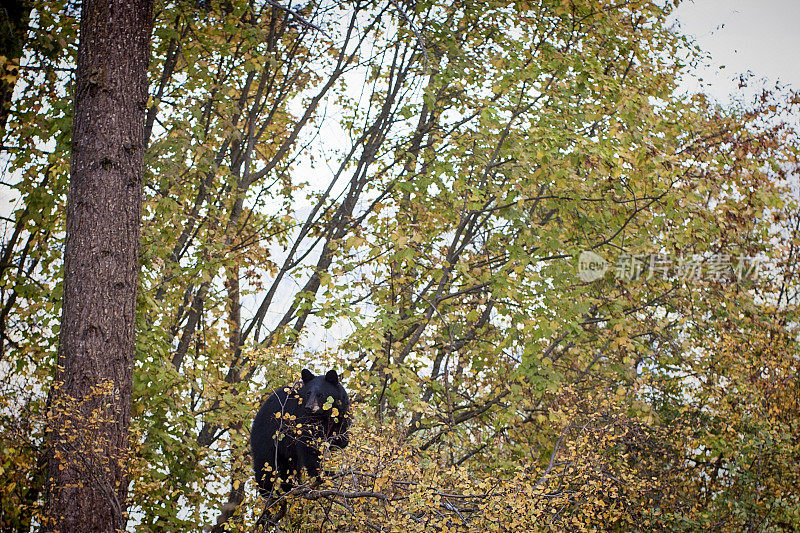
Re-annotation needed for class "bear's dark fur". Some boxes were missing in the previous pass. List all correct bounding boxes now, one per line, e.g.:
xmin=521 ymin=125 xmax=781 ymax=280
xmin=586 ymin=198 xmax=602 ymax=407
xmin=250 ymin=368 xmax=351 ymax=496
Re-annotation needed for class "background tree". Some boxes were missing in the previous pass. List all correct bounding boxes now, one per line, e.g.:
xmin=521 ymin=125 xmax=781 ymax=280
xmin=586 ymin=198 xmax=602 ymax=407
xmin=0 ymin=0 xmax=798 ymax=531
xmin=0 ymin=0 xmax=31 ymax=145
xmin=42 ymin=0 xmax=153 ymax=529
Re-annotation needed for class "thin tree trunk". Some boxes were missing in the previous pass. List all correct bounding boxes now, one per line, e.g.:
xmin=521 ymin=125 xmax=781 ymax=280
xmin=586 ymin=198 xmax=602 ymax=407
xmin=0 ymin=0 xmax=31 ymax=147
xmin=44 ymin=0 xmax=153 ymax=530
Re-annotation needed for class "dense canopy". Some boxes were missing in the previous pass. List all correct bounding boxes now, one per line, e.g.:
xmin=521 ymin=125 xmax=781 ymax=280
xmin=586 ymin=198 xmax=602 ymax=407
xmin=1 ymin=0 xmax=798 ymax=530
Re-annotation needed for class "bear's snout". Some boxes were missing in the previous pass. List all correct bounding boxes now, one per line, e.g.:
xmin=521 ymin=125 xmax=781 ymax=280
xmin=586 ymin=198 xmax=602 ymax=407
xmin=306 ymin=398 xmax=321 ymax=413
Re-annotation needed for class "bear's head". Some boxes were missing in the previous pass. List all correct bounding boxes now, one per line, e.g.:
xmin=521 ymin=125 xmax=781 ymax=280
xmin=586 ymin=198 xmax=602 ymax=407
xmin=299 ymin=368 xmax=349 ymax=423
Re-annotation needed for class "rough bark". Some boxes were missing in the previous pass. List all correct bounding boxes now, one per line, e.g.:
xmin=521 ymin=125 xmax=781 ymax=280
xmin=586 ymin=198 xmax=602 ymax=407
xmin=44 ymin=0 xmax=153 ymax=530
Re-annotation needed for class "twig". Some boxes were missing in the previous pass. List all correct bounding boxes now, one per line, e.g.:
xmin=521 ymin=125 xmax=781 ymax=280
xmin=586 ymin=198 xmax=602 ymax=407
xmin=386 ymin=0 xmax=430 ymax=70
xmin=263 ymin=0 xmax=329 ymax=36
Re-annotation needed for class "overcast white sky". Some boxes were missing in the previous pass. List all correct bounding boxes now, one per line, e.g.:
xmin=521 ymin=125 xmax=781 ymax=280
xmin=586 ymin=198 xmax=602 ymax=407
xmin=671 ymin=0 xmax=800 ymax=103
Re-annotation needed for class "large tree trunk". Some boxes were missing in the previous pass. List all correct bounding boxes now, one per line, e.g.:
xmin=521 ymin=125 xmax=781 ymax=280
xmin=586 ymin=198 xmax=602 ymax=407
xmin=44 ymin=0 xmax=153 ymax=530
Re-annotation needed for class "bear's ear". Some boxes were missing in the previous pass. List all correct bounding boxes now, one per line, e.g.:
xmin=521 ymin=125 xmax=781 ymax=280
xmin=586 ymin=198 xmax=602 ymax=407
xmin=301 ymin=369 xmax=315 ymax=383
xmin=325 ymin=369 xmax=339 ymax=385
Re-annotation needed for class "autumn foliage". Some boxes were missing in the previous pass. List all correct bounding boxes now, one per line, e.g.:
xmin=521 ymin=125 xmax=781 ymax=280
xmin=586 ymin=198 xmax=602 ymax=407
xmin=1 ymin=0 xmax=799 ymax=531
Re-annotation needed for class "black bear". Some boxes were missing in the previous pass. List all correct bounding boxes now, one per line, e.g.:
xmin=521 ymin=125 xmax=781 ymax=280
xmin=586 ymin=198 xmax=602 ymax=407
xmin=250 ymin=368 xmax=351 ymax=496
